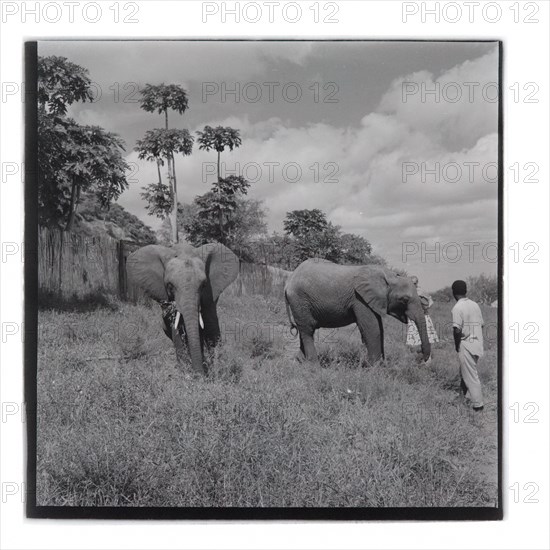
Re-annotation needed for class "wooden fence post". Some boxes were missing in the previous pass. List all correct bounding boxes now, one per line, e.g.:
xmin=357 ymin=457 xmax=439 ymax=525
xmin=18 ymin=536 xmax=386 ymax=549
xmin=57 ymin=229 xmax=64 ymax=294
xmin=118 ymin=240 xmax=126 ymax=301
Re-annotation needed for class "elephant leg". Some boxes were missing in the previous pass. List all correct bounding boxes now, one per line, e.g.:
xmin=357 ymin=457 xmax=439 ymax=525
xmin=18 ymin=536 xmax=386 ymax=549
xmin=298 ymin=327 xmax=319 ymax=365
xmin=295 ymin=335 xmax=306 ymax=362
xmin=286 ymin=295 xmax=319 ymax=365
xmin=377 ymin=315 xmax=385 ymax=359
xmin=200 ymin=297 xmax=221 ymax=348
xmin=354 ymin=303 xmax=384 ymax=366
xmin=295 ymin=332 xmax=317 ymax=362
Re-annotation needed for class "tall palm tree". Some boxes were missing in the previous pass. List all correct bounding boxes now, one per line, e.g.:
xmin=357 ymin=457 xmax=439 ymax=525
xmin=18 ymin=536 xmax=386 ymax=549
xmin=139 ymin=83 xmax=191 ymax=243
xmin=196 ymin=126 xmax=242 ymax=181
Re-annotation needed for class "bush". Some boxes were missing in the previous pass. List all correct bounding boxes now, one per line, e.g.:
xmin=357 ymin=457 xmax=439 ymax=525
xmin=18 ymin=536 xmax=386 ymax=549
xmin=467 ymin=274 xmax=498 ymax=305
xmin=38 ymin=289 xmax=119 ymax=312
xmin=432 ymin=286 xmax=452 ymax=303
xmin=432 ymin=274 xmax=497 ymax=305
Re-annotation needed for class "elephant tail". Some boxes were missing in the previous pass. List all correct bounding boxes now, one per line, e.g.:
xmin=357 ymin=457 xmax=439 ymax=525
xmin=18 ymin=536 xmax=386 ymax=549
xmin=284 ymin=291 xmax=298 ymax=337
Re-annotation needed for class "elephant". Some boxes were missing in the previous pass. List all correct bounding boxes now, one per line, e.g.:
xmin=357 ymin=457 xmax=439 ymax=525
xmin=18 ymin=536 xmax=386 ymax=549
xmin=126 ymin=242 xmax=239 ymax=374
xmin=284 ymin=259 xmax=432 ymax=366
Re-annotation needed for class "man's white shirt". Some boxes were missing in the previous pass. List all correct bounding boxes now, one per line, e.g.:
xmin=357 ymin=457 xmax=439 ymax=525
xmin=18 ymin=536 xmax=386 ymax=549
xmin=452 ymin=297 xmax=485 ymax=357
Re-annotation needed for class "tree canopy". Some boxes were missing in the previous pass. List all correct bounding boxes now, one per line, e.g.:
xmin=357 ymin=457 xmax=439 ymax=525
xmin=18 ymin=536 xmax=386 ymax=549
xmin=139 ymin=83 xmax=190 ymax=119
xmin=181 ymin=175 xmax=257 ymax=251
xmin=197 ymin=125 xmax=242 ymax=154
xmin=37 ymin=56 xmax=129 ymax=229
xmin=280 ymin=209 xmax=375 ymax=267
xmin=182 ymin=205 xmax=378 ymax=269
xmin=181 ymin=197 xmax=267 ymax=256
xmin=197 ymin=126 xmax=242 ymax=180
xmin=38 ymin=55 xmax=93 ymax=115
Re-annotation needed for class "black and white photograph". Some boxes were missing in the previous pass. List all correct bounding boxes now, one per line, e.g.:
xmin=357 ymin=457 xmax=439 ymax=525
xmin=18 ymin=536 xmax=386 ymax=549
xmin=28 ymin=39 xmax=501 ymax=518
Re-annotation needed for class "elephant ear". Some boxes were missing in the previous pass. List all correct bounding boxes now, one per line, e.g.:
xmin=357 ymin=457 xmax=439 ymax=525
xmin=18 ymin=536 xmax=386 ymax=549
xmin=196 ymin=243 xmax=240 ymax=302
xmin=126 ymin=244 xmax=176 ymax=302
xmin=354 ymin=267 xmax=391 ymax=316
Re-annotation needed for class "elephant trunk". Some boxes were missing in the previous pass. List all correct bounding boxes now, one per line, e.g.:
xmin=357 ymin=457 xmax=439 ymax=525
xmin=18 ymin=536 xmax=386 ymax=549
xmin=175 ymin=294 xmax=206 ymax=375
xmin=407 ymin=302 xmax=432 ymax=361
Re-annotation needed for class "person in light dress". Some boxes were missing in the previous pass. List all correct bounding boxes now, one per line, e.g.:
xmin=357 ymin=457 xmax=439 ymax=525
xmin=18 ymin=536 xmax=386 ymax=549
xmin=406 ymin=276 xmax=439 ymax=358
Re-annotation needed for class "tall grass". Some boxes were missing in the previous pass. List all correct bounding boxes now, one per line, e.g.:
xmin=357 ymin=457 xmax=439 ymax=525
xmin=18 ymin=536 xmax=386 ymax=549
xmin=37 ymin=294 xmax=498 ymax=507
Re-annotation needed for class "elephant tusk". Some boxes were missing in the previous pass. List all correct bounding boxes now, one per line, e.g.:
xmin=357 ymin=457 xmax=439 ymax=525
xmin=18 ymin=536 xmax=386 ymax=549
xmin=199 ymin=311 xmax=204 ymax=329
xmin=174 ymin=311 xmax=181 ymax=330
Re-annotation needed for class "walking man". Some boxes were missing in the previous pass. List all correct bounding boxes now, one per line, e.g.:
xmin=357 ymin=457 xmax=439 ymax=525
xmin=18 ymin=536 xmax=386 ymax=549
xmin=451 ymin=280 xmax=484 ymax=411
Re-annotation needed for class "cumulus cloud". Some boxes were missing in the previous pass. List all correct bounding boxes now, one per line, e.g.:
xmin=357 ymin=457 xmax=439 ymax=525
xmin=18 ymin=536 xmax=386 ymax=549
xmin=117 ymin=45 xmax=498 ymax=290
xmin=377 ymin=47 xmax=498 ymax=151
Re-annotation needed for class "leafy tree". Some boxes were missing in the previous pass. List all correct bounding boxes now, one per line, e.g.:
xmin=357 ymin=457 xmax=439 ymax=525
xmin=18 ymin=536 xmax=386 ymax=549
xmin=283 ymin=209 xmax=343 ymax=263
xmin=135 ymin=128 xmax=194 ymax=219
xmin=183 ymin=197 xmax=266 ymax=259
xmin=182 ymin=175 xmax=250 ymax=246
xmin=215 ymin=174 xmax=250 ymax=197
xmin=339 ymin=233 xmax=373 ymax=264
xmin=139 ymin=182 xmax=173 ymax=218
xmin=37 ymin=56 xmax=129 ymax=229
xmin=229 ymin=199 xmax=268 ymax=259
xmin=212 ymin=175 xmax=250 ymax=242
xmin=135 ymin=128 xmax=194 ymax=162
xmin=38 ymin=55 xmax=93 ymax=115
xmin=273 ymin=209 xmax=378 ymax=268
xmin=251 ymin=233 xmax=299 ymax=270
xmin=38 ymin=113 xmax=74 ymax=225
xmin=182 ymin=196 xmax=265 ymax=249
xmin=139 ymin=83 xmax=189 ymax=128
xmin=195 ymin=126 xmax=244 ymax=243
xmin=138 ymin=84 xmax=192 ymax=243
xmin=182 ymin=176 xmax=256 ymax=251
xmin=62 ymin=124 xmax=129 ymax=231
xmin=283 ymin=209 xmax=329 ymax=240
xmin=196 ymin=125 xmax=242 ymax=181
xmin=177 ymin=201 xmax=198 ymax=230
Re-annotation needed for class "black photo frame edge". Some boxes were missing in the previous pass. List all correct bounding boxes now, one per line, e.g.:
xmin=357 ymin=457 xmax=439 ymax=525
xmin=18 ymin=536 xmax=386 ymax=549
xmin=24 ymin=39 xmax=504 ymax=521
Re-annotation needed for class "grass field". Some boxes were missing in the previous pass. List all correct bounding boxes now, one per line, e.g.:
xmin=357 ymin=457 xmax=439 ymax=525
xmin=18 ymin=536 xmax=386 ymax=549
xmin=37 ymin=293 xmax=498 ymax=507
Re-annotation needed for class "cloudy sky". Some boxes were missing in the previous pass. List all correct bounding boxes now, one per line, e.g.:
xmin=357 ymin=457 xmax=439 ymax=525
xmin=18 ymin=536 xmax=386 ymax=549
xmin=40 ymin=41 xmax=499 ymax=291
